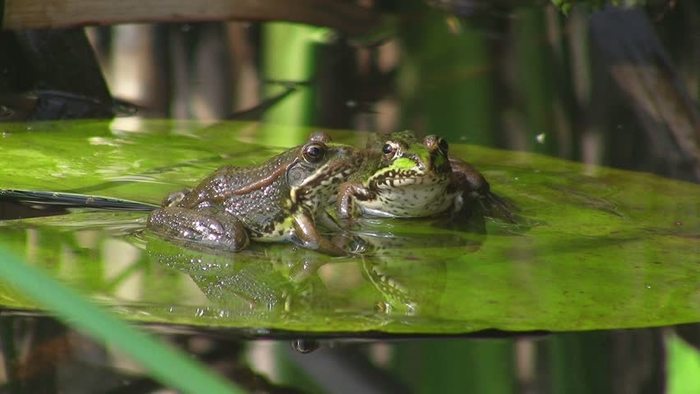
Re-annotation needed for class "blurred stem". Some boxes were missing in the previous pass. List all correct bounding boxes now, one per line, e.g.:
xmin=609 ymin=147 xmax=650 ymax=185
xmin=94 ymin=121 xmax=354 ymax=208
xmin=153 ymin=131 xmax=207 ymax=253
xmin=262 ymin=22 xmax=328 ymax=144
xmin=0 ymin=320 xmax=19 ymax=392
xmin=667 ymin=332 xmax=700 ymax=394
xmin=548 ymin=332 xmax=610 ymax=394
xmin=0 ymin=247 xmax=241 ymax=394
xmin=392 ymin=339 xmax=515 ymax=393
xmin=398 ymin=8 xmax=495 ymax=145
xmin=513 ymin=7 xmax=557 ymax=154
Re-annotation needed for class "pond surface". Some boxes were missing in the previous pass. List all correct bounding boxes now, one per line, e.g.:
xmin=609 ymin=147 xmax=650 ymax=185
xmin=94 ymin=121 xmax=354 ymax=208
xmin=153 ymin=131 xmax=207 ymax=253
xmin=0 ymin=119 xmax=697 ymax=391
xmin=1 ymin=1 xmax=700 ymax=392
xmin=0 ymin=119 xmax=697 ymax=337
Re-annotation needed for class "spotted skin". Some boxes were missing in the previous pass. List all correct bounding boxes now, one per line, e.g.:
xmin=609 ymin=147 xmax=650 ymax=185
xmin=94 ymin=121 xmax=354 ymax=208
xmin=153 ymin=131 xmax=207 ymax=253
xmin=356 ymin=172 xmax=457 ymax=217
xmin=148 ymin=132 xmax=363 ymax=255
xmin=338 ymin=131 xmax=458 ymax=218
xmin=338 ymin=130 xmax=516 ymax=223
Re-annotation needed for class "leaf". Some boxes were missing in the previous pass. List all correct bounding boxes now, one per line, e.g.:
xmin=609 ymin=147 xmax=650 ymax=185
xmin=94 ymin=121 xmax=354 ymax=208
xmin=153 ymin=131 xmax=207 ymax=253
xmin=0 ymin=119 xmax=698 ymax=335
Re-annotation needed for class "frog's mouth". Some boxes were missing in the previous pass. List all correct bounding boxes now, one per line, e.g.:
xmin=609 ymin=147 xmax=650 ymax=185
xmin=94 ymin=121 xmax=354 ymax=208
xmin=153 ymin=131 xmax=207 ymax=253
xmin=375 ymin=167 xmax=450 ymax=188
xmin=375 ymin=153 xmax=451 ymax=187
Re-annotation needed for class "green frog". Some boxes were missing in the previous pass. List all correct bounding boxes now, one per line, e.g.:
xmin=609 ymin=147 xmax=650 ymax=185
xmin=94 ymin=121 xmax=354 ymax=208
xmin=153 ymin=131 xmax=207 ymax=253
xmin=337 ymin=130 xmax=515 ymax=222
xmin=147 ymin=132 xmax=362 ymax=256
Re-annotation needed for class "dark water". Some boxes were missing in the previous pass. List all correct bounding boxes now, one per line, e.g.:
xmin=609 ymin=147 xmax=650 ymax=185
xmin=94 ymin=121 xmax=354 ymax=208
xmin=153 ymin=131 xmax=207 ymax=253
xmin=1 ymin=311 xmax=697 ymax=393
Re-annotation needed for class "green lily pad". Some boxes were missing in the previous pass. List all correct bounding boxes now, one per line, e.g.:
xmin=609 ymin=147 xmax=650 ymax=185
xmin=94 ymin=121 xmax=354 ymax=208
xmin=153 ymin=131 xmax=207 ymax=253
xmin=0 ymin=119 xmax=697 ymax=335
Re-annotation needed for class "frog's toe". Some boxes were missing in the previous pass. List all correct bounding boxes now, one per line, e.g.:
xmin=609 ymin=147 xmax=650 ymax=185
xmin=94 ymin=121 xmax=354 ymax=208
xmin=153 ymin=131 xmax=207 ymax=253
xmin=345 ymin=235 xmax=370 ymax=255
xmin=161 ymin=188 xmax=191 ymax=207
xmin=480 ymin=192 xmax=520 ymax=224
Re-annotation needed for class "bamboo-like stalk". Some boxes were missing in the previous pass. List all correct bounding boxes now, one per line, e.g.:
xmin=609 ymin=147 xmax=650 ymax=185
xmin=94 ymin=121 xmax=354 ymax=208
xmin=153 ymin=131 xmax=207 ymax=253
xmin=260 ymin=22 xmax=323 ymax=144
xmin=2 ymin=0 xmax=380 ymax=36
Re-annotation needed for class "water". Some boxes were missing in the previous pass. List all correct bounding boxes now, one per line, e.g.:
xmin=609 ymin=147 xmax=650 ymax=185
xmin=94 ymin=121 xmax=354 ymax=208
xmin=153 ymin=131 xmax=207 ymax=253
xmin=1 ymin=1 xmax=699 ymax=392
xmin=0 ymin=119 xmax=697 ymax=392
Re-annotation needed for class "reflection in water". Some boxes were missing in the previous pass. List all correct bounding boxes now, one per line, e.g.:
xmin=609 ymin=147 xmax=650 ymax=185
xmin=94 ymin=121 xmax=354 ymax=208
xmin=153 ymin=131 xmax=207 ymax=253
xmin=0 ymin=148 xmax=698 ymax=391
xmin=1 ymin=156 xmax=697 ymax=335
xmin=0 ymin=310 xmax=691 ymax=393
xmin=144 ymin=223 xmax=461 ymax=327
xmin=0 ymin=0 xmax=698 ymax=390
xmin=290 ymin=338 xmax=320 ymax=354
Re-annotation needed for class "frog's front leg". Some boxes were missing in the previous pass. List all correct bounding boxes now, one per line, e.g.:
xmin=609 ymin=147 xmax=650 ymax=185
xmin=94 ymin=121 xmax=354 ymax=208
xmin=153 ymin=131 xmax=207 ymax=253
xmin=448 ymin=158 xmax=490 ymax=202
xmin=336 ymin=182 xmax=376 ymax=219
xmin=316 ymin=209 xmax=344 ymax=232
xmin=290 ymin=212 xmax=351 ymax=256
xmin=147 ymin=206 xmax=250 ymax=252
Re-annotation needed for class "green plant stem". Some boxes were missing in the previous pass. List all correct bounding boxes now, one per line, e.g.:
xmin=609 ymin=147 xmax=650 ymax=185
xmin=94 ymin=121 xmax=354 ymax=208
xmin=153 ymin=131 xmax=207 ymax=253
xmin=261 ymin=22 xmax=327 ymax=144
xmin=667 ymin=332 xmax=700 ymax=394
xmin=0 ymin=247 xmax=241 ymax=394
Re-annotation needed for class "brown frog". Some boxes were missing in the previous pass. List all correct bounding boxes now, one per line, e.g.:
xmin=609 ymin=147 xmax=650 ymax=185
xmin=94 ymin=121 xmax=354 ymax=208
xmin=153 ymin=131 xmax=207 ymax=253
xmin=147 ymin=132 xmax=362 ymax=255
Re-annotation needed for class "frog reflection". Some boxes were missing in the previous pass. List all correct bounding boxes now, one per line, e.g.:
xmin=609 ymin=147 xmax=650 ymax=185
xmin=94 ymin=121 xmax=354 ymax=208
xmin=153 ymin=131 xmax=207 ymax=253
xmin=144 ymin=227 xmax=467 ymax=321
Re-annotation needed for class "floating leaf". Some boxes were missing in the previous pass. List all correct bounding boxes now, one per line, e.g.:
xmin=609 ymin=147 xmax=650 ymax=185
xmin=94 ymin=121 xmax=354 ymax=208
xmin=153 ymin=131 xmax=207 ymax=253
xmin=0 ymin=120 xmax=697 ymax=335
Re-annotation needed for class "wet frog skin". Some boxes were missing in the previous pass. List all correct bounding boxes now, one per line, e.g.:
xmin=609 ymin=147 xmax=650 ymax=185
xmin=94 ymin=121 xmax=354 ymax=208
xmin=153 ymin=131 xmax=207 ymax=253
xmin=147 ymin=132 xmax=361 ymax=256
xmin=337 ymin=131 xmax=455 ymax=218
xmin=337 ymin=130 xmax=516 ymax=222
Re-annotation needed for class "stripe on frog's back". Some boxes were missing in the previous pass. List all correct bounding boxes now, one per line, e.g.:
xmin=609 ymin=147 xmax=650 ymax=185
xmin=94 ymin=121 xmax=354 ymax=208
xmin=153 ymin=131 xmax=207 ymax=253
xmin=217 ymin=150 xmax=298 ymax=197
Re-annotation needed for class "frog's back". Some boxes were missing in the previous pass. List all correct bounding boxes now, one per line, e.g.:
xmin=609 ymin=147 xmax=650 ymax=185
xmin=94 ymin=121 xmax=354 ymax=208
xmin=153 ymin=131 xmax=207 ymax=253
xmin=216 ymin=150 xmax=298 ymax=190
xmin=214 ymin=151 xmax=297 ymax=236
xmin=182 ymin=148 xmax=291 ymax=197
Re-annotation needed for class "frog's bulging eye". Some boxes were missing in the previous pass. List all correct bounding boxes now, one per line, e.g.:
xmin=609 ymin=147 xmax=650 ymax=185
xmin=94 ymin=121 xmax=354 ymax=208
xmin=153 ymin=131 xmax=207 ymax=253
xmin=303 ymin=143 xmax=326 ymax=163
xmin=382 ymin=143 xmax=399 ymax=158
xmin=438 ymin=138 xmax=449 ymax=154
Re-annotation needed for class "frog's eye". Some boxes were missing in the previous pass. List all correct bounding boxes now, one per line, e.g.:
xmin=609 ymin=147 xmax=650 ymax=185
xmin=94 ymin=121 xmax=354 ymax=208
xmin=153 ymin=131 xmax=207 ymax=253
xmin=437 ymin=138 xmax=449 ymax=154
xmin=382 ymin=143 xmax=399 ymax=159
xmin=303 ymin=143 xmax=326 ymax=163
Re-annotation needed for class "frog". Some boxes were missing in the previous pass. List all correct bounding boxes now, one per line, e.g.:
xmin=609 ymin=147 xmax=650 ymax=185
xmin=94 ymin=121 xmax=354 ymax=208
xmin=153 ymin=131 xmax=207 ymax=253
xmin=147 ymin=131 xmax=362 ymax=256
xmin=337 ymin=130 xmax=516 ymax=222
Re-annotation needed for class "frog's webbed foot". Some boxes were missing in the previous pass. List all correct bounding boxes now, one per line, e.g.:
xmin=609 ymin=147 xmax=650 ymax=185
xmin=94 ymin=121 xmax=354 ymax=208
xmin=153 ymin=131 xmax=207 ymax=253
xmin=331 ymin=232 xmax=369 ymax=254
xmin=449 ymin=157 xmax=520 ymax=224
xmin=450 ymin=189 xmax=519 ymax=229
xmin=147 ymin=207 xmax=249 ymax=252
xmin=439 ymin=201 xmax=487 ymax=234
xmin=472 ymin=190 xmax=520 ymax=224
